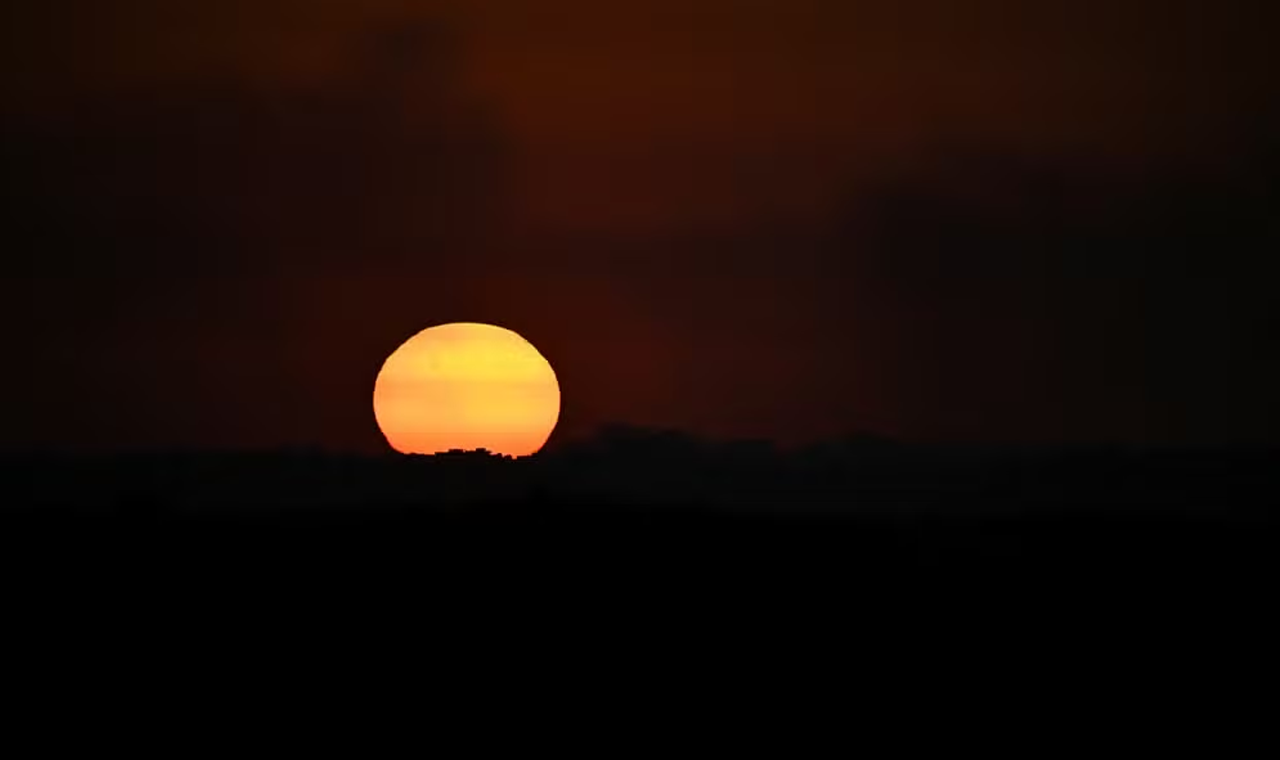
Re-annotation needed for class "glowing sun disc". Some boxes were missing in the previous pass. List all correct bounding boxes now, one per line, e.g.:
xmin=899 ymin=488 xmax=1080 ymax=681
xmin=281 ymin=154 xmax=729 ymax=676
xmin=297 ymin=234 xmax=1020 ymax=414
xmin=373 ymin=323 xmax=560 ymax=457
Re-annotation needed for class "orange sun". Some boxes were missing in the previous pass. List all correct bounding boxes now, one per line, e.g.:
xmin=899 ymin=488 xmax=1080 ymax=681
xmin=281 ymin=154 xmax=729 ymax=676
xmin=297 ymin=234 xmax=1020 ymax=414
xmin=373 ymin=323 xmax=560 ymax=457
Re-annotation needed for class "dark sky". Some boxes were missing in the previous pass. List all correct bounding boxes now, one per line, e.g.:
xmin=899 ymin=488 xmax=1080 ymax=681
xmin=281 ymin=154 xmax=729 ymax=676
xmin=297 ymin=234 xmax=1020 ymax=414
xmin=2 ymin=0 xmax=1277 ymax=452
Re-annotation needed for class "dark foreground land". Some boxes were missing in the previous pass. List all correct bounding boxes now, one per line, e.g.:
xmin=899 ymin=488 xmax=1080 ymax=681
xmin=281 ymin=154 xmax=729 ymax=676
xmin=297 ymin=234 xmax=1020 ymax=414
xmin=1 ymin=436 xmax=1269 ymax=744
xmin=3 ymin=429 xmax=1278 ymax=698
xmin=3 ymin=429 xmax=1277 ymax=589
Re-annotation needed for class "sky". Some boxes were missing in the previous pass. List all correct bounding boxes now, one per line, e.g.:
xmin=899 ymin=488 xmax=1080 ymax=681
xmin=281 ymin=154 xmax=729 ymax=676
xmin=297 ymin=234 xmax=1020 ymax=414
xmin=1 ymin=0 xmax=1277 ymax=452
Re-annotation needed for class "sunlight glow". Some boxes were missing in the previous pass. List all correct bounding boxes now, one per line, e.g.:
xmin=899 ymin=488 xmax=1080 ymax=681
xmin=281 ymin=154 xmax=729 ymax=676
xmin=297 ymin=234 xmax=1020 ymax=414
xmin=373 ymin=323 xmax=560 ymax=457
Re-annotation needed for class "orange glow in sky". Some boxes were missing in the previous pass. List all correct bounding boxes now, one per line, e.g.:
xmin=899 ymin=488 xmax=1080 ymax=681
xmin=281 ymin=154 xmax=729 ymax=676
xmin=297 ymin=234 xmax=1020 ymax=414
xmin=373 ymin=323 xmax=560 ymax=456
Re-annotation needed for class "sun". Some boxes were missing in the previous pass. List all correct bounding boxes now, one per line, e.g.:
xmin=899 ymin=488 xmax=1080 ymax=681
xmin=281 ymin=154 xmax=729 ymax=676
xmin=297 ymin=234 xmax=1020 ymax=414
xmin=373 ymin=323 xmax=560 ymax=457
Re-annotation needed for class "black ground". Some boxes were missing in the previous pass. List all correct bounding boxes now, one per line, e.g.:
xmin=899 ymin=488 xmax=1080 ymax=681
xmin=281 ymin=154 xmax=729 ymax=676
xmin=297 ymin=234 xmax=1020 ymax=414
xmin=3 ymin=429 xmax=1275 ymax=712
xmin=4 ymin=428 xmax=1275 ymax=590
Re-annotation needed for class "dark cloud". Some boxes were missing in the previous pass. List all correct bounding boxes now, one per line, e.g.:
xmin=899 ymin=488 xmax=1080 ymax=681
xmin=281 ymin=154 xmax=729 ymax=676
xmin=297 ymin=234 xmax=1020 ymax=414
xmin=821 ymin=141 xmax=1280 ymax=442
xmin=1 ymin=22 xmax=506 ymax=279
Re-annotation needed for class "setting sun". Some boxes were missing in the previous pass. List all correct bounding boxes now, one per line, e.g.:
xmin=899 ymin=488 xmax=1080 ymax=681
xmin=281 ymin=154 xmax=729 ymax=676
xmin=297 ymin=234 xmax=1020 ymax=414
xmin=373 ymin=323 xmax=560 ymax=457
